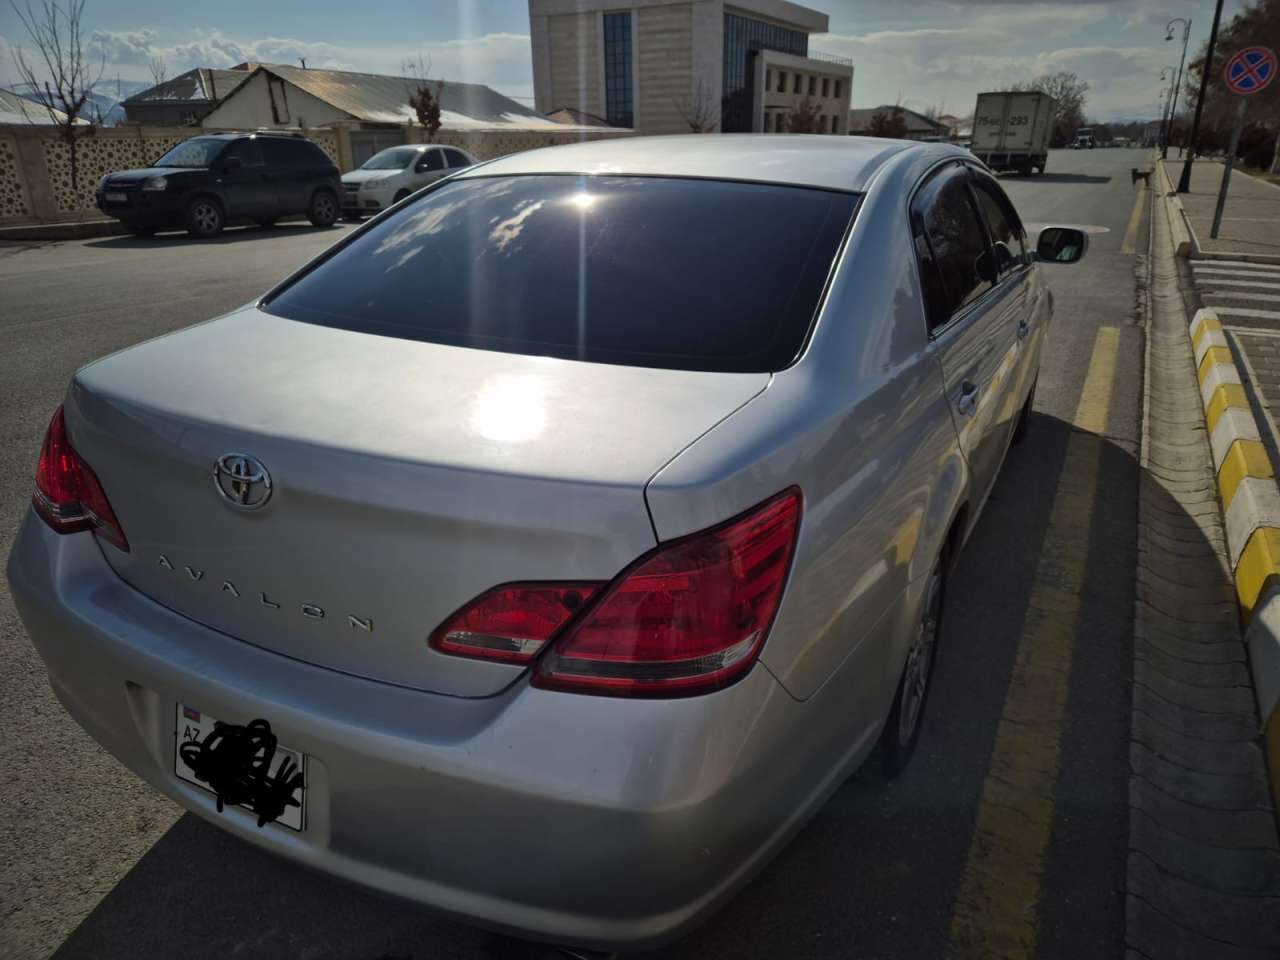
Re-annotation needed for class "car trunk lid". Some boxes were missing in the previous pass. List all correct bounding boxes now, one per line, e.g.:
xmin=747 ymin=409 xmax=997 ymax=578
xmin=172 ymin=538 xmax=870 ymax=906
xmin=66 ymin=307 xmax=768 ymax=697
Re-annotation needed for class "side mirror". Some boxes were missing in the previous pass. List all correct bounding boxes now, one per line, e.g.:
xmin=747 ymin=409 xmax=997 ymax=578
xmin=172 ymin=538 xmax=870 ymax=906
xmin=222 ymin=156 xmax=242 ymax=175
xmin=1036 ymin=226 xmax=1088 ymax=264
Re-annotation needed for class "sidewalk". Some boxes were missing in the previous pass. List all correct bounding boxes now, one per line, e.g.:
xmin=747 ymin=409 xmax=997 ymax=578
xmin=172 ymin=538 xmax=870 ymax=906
xmin=1175 ymin=158 xmax=1280 ymax=259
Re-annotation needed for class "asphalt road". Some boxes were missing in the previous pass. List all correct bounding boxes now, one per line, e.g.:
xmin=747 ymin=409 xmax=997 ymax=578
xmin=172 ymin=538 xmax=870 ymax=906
xmin=0 ymin=148 xmax=1152 ymax=960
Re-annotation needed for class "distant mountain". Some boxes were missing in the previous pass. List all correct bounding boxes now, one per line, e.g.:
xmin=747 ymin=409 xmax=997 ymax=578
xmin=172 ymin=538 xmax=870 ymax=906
xmin=10 ymin=78 xmax=151 ymax=126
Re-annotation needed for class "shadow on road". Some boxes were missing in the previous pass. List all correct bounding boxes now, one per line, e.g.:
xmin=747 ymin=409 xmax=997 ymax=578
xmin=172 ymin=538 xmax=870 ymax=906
xmin=84 ymin=223 xmax=348 ymax=249
xmin=1008 ymin=173 xmax=1113 ymax=185
xmin=49 ymin=408 xmax=1150 ymax=960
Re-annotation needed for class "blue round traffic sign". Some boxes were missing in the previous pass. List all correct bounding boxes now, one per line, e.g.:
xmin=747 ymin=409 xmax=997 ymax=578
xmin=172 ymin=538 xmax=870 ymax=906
xmin=1224 ymin=46 xmax=1276 ymax=96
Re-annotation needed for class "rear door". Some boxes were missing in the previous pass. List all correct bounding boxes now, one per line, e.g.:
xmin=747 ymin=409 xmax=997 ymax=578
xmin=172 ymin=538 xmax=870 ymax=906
xmin=220 ymin=139 xmax=275 ymax=217
xmin=911 ymin=162 xmax=1018 ymax=507
xmin=261 ymin=138 xmax=308 ymax=213
xmin=1002 ymin=93 xmax=1043 ymax=153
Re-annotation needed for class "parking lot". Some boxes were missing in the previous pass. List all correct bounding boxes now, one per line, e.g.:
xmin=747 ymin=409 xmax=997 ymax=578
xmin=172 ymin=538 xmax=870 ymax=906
xmin=2 ymin=149 xmax=1151 ymax=959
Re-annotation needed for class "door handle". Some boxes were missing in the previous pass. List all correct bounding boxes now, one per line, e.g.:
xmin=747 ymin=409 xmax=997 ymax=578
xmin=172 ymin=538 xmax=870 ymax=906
xmin=1017 ymin=319 xmax=1030 ymax=341
xmin=957 ymin=381 xmax=979 ymax=416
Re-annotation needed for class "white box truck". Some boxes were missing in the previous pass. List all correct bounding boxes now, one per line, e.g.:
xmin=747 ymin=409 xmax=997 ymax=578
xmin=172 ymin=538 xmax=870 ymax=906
xmin=970 ymin=91 xmax=1056 ymax=175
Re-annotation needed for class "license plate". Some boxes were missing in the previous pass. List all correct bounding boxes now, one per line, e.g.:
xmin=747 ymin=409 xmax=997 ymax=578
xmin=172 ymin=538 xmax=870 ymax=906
xmin=105 ymin=191 xmax=126 ymax=202
xmin=174 ymin=703 xmax=306 ymax=831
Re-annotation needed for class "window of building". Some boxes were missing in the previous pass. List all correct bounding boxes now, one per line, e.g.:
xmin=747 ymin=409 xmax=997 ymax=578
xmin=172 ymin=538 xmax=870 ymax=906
xmin=776 ymin=71 xmax=786 ymax=93
xmin=793 ymin=73 xmax=802 ymax=94
xmin=603 ymin=12 xmax=633 ymax=128
xmin=808 ymin=76 xmax=816 ymax=96
xmin=777 ymin=112 xmax=786 ymax=133
xmin=765 ymin=70 xmax=772 ymax=92
xmin=822 ymin=77 xmax=830 ymax=98
xmin=834 ymin=80 xmax=842 ymax=99
xmin=722 ymin=12 xmax=808 ymax=120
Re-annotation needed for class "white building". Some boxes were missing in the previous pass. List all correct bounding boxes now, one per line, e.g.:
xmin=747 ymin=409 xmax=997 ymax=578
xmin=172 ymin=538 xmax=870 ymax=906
xmin=529 ymin=0 xmax=853 ymax=135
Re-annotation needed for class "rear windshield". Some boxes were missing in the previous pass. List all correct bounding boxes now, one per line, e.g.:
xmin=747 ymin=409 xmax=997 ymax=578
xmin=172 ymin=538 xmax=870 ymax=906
xmin=265 ymin=175 xmax=857 ymax=373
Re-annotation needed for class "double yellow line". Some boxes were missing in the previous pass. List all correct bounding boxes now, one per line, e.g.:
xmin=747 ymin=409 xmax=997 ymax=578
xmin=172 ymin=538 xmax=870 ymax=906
xmin=948 ymin=327 xmax=1119 ymax=958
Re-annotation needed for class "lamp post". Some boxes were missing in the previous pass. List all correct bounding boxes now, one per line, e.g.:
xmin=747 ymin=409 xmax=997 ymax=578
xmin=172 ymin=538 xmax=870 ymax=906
xmin=1159 ymin=68 xmax=1176 ymax=153
xmin=1163 ymin=18 xmax=1191 ymax=159
xmin=1178 ymin=0 xmax=1224 ymax=193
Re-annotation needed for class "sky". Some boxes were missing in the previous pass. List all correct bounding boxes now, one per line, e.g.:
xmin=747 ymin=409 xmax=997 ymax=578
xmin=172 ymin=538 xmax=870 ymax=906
xmin=0 ymin=0 xmax=1252 ymax=121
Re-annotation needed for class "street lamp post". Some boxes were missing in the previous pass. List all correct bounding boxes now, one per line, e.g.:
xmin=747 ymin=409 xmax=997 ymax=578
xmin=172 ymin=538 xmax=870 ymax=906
xmin=1178 ymin=0 xmax=1225 ymax=193
xmin=1159 ymin=68 xmax=1176 ymax=153
xmin=1163 ymin=18 xmax=1191 ymax=159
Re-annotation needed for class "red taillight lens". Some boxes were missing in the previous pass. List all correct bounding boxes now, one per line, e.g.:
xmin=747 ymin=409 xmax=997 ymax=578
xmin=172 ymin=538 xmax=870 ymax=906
xmin=429 ymin=583 xmax=604 ymax=665
xmin=32 ymin=406 xmax=130 ymax=552
xmin=534 ymin=488 xmax=801 ymax=698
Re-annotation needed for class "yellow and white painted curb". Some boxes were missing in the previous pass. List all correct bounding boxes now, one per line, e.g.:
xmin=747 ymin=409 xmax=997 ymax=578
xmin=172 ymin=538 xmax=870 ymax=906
xmin=1190 ymin=307 xmax=1280 ymax=807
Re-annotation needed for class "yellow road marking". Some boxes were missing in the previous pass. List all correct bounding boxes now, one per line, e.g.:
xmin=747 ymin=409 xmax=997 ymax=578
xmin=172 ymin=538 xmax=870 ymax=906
xmin=1198 ymin=346 xmax=1234 ymax=385
xmin=948 ymin=326 xmax=1118 ymax=959
xmin=1207 ymin=383 xmax=1249 ymax=434
xmin=1121 ymin=180 xmax=1147 ymax=254
xmin=1235 ymin=527 xmax=1280 ymax=615
xmin=1218 ymin=438 xmax=1273 ymax=510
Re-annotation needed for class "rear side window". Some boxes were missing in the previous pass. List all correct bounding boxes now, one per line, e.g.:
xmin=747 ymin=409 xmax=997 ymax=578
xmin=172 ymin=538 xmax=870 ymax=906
xmin=421 ymin=150 xmax=446 ymax=171
xmin=969 ymin=173 xmax=1027 ymax=275
xmin=264 ymin=139 xmax=327 ymax=167
xmin=265 ymin=175 xmax=857 ymax=373
xmin=911 ymin=165 xmax=991 ymax=330
xmin=222 ymin=139 xmax=264 ymax=167
xmin=444 ymin=149 xmax=472 ymax=168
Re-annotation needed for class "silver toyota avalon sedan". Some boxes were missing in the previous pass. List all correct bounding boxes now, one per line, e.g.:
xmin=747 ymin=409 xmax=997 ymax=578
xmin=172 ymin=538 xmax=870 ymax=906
xmin=6 ymin=135 xmax=1085 ymax=952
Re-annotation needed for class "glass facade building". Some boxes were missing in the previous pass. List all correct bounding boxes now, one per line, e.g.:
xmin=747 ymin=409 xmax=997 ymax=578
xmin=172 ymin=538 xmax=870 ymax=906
xmin=721 ymin=12 xmax=808 ymax=132
xmin=603 ymin=12 xmax=634 ymax=128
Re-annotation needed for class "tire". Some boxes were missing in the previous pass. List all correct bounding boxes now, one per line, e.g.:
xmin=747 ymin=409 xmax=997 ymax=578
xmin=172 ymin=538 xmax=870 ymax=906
xmin=881 ymin=557 xmax=944 ymax=778
xmin=1013 ymin=375 xmax=1037 ymax=444
xmin=308 ymin=189 xmax=338 ymax=228
xmin=185 ymin=197 xmax=224 ymax=239
xmin=393 ymin=188 xmax=411 ymax=204
xmin=127 ymin=225 xmax=156 ymax=237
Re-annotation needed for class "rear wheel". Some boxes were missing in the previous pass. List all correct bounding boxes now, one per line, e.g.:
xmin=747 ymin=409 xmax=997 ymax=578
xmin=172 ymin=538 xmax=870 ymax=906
xmin=185 ymin=198 xmax=224 ymax=239
xmin=881 ymin=558 xmax=944 ymax=778
xmin=308 ymin=190 xmax=338 ymax=228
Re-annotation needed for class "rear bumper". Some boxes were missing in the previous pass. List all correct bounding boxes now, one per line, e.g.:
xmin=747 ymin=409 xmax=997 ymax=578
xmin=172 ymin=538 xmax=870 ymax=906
xmin=5 ymin=514 xmax=868 ymax=950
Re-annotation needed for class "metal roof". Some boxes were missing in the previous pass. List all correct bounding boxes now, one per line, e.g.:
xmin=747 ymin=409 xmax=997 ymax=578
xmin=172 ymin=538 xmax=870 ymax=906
xmin=457 ymin=134 xmax=945 ymax=193
xmin=847 ymin=106 xmax=948 ymax=136
xmin=124 ymin=69 xmax=252 ymax=105
xmin=248 ymin=64 xmax=560 ymax=129
xmin=0 ymin=88 xmax=84 ymax=125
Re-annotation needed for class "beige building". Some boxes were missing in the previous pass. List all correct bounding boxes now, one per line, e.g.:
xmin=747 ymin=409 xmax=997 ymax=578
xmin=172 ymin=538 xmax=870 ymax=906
xmin=529 ymin=0 xmax=853 ymax=135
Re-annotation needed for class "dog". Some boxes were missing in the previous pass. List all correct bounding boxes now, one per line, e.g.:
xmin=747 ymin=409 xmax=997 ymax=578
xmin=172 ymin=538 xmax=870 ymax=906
xmin=1131 ymin=167 xmax=1152 ymax=187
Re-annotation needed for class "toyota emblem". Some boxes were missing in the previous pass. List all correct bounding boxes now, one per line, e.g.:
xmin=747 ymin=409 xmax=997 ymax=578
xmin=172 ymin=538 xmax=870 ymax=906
xmin=213 ymin=453 xmax=272 ymax=509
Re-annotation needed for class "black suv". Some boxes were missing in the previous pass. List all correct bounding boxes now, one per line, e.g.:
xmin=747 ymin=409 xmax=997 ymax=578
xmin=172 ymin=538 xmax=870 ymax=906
xmin=96 ymin=133 xmax=342 ymax=238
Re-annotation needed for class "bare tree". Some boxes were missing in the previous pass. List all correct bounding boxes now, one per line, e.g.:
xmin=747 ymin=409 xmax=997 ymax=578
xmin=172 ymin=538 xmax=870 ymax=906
xmin=403 ymin=55 xmax=444 ymax=143
xmin=673 ymin=73 xmax=719 ymax=133
xmin=866 ymin=105 xmax=909 ymax=139
xmin=147 ymin=55 xmax=167 ymax=87
xmin=9 ymin=0 xmax=104 ymax=202
xmin=1010 ymin=71 xmax=1089 ymax=147
xmin=785 ymin=96 xmax=822 ymax=134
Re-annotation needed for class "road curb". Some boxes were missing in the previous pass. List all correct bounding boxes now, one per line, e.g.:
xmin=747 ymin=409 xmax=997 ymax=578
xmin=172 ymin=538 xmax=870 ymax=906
xmin=1156 ymin=159 xmax=1194 ymax=259
xmin=1189 ymin=305 xmax=1280 ymax=811
xmin=0 ymin=220 xmax=126 ymax=242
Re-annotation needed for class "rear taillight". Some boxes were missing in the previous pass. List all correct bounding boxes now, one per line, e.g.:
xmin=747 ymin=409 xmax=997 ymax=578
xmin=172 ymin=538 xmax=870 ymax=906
xmin=430 ymin=488 xmax=801 ymax=698
xmin=430 ymin=583 xmax=604 ymax=665
xmin=32 ymin=406 xmax=130 ymax=552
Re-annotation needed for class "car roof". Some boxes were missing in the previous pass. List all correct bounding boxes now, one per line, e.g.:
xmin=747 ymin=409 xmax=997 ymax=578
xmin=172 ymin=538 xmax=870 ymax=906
xmin=456 ymin=135 xmax=965 ymax=193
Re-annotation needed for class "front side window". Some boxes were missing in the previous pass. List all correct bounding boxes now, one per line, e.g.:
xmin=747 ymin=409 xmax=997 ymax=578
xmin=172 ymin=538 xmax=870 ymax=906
xmin=362 ymin=147 xmax=418 ymax=170
xmin=603 ymin=12 xmax=633 ymax=128
xmin=970 ymin=173 xmax=1028 ymax=274
xmin=266 ymin=175 xmax=858 ymax=373
xmin=153 ymin=137 xmax=229 ymax=168
xmin=911 ymin=165 xmax=992 ymax=331
xmin=420 ymin=150 xmax=446 ymax=172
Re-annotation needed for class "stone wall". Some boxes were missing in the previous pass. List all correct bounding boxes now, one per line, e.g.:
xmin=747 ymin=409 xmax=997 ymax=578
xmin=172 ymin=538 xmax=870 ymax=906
xmin=0 ymin=123 xmax=622 ymax=226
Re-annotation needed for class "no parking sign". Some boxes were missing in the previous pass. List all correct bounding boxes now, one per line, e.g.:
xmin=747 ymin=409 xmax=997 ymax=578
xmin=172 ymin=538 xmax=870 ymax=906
xmin=1210 ymin=46 xmax=1277 ymax=239
xmin=1223 ymin=46 xmax=1276 ymax=96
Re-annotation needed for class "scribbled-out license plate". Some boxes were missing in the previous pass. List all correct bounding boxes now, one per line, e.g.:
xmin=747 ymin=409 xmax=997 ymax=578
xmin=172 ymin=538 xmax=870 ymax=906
xmin=174 ymin=703 xmax=307 ymax=831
